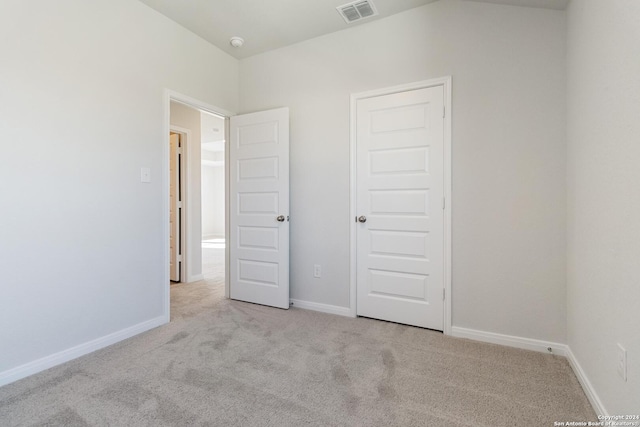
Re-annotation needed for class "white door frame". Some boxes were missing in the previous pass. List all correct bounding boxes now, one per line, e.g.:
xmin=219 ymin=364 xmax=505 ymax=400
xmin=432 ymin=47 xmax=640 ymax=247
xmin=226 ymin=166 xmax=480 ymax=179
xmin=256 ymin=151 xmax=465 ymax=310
xmin=162 ymin=89 xmax=235 ymax=323
xmin=349 ymin=77 xmax=453 ymax=335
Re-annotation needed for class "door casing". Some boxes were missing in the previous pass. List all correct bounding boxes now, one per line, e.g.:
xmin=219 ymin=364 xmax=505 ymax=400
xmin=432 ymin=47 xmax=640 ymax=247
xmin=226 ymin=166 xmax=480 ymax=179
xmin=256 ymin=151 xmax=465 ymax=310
xmin=349 ymin=77 xmax=453 ymax=335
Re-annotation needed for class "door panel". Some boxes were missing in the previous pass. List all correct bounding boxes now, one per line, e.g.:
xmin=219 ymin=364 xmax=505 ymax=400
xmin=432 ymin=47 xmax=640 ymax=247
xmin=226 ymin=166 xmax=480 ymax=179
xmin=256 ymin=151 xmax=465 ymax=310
xmin=230 ymin=108 xmax=289 ymax=309
xmin=169 ymin=133 xmax=180 ymax=282
xmin=356 ymin=87 xmax=444 ymax=330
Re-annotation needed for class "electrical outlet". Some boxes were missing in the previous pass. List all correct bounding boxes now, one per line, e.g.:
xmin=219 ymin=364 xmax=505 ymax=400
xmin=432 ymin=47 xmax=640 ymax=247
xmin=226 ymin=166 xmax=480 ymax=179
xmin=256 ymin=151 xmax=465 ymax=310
xmin=617 ymin=343 xmax=627 ymax=381
xmin=313 ymin=264 xmax=321 ymax=278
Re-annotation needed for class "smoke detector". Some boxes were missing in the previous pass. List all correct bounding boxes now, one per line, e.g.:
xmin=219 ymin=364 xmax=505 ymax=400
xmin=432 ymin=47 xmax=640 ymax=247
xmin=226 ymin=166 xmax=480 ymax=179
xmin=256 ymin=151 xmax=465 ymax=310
xmin=230 ymin=37 xmax=244 ymax=48
xmin=336 ymin=0 xmax=378 ymax=24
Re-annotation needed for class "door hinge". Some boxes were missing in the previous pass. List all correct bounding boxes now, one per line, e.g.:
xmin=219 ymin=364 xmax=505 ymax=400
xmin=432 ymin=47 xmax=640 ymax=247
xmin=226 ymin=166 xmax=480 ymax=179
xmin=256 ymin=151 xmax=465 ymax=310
xmin=178 ymin=254 xmax=183 ymax=262
xmin=178 ymin=201 xmax=183 ymax=209
xmin=443 ymin=288 xmax=445 ymax=301
xmin=443 ymin=106 xmax=445 ymax=118
xmin=442 ymin=197 xmax=445 ymax=210
xmin=177 ymin=147 xmax=183 ymax=155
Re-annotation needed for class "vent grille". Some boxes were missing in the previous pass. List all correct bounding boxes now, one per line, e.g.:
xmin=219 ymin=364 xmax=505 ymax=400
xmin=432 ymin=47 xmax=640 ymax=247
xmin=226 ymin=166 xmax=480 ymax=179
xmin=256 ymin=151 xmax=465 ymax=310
xmin=337 ymin=0 xmax=379 ymax=23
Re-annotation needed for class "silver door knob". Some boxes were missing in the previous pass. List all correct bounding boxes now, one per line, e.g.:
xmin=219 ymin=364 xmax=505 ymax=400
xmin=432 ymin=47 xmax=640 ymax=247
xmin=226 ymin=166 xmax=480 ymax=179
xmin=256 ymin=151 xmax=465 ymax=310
xmin=276 ymin=215 xmax=285 ymax=222
xmin=358 ymin=215 xmax=367 ymax=223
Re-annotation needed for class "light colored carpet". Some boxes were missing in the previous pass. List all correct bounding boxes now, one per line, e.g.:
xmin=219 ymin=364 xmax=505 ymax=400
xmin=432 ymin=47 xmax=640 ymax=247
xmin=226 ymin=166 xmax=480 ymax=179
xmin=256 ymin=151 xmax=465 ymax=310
xmin=0 ymin=251 xmax=595 ymax=426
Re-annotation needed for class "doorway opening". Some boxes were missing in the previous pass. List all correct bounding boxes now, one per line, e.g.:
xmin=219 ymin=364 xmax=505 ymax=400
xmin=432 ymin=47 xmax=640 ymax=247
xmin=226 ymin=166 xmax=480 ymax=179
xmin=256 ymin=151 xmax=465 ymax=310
xmin=200 ymin=111 xmax=226 ymax=284
xmin=166 ymin=93 xmax=231 ymax=321
xmin=164 ymin=91 xmax=291 ymax=321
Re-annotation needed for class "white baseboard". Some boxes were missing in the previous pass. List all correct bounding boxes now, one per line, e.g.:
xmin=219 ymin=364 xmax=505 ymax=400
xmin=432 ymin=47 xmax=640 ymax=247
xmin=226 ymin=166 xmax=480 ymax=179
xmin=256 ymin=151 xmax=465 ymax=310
xmin=565 ymin=347 xmax=608 ymax=416
xmin=0 ymin=316 xmax=166 ymax=388
xmin=450 ymin=326 xmax=609 ymax=416
xmin=202 ymin=234 xmax=224 ymax=241
xmin=289 ymin=299 xmax=354 ymax=318
xmin=187 ymin=274 xmax=204 ymax=283
xmin=451 ymin=326 xmax=568 ymax=356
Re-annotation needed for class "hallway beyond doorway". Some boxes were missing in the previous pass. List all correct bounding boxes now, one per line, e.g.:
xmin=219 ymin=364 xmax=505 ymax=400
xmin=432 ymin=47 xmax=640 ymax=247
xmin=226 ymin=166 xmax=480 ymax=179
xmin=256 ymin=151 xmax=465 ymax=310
xmin=202 ymin=238 xmax=225 ymax=280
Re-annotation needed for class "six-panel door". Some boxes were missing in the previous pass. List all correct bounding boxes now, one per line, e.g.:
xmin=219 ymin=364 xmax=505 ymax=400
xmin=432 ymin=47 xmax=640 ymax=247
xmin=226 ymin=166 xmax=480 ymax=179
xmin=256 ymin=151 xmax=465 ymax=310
xmin=229 ymin=108 xmax=290 ymax=309
xmin=356 ymin=87 xmax=445 ymax=330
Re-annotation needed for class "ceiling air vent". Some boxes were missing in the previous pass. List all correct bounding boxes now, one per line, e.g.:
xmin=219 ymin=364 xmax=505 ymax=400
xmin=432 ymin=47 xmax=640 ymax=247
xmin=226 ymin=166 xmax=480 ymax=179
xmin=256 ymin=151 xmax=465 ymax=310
xmin=337 ymin=0 xmax=379 ymax=24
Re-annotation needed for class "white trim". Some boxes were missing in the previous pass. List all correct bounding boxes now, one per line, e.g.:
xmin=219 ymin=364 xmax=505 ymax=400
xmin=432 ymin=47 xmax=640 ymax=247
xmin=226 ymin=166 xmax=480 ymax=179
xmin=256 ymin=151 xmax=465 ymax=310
xmin=0 ymin=316 xmax=165 ymax=388
xmin=224 ymin=117 xmax=231 ymax=299
xmin=451 ymin=327 xmax=606 ymax=416
xmin=166 ymin=90 xmax=234 ymax=118
xmin=349 ymin=76 xmax=453 ymax=334
xmin=290 ymin=299 xmax=354 ymax=318
xmin=162 ymin=93 xmax=171 ymax=323
xmin=565 ymin=347 xmax=609 ymax=416
xmin=442 ymin=78 xmax=452 ymax=336
xmin=202 ymin=234 xmax=225 ymax=240
xmin=164 ymin=89 xmax=235 ymax=321
xmin=201 ymin=159 xmax=224 ymax=167
xmin=451 ymin=326 xmax=568 ymax=356
xmin=187 ymin=274 xmax=204 ymax=283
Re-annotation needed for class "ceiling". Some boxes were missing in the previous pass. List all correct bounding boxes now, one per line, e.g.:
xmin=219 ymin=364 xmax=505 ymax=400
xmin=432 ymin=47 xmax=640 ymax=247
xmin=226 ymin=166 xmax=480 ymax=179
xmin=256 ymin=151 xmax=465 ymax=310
xmin=139 ymin=0 xmax=569 ymax=59
xmin=464 ymin=0 xmax=568 ymax=10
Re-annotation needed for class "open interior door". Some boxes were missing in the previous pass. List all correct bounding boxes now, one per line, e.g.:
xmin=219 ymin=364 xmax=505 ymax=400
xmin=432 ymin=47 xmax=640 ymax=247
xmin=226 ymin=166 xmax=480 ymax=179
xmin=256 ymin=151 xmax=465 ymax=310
xmin=169 ymin=132 xmax=181 ymax=282
xmin=229 ymin=107 xmax=289 ymax=309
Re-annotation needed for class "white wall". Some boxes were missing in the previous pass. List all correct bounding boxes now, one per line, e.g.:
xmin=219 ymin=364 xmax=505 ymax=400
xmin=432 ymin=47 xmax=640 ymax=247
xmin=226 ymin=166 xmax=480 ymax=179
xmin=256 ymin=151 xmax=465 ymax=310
xmin=240 ymin=0 xmax=567 ymax=343
xmin=566 ymin=0 xmax=640 ymax=413
xmin=201 ymin=112 xmax=226 ymax=239
xmin=201 ymin=163 xmax=225 ymax=239
xmin=0 ymin=0 xmax=238 ymax=378
xmin=170 ymin=101 xmax=203 ymax=281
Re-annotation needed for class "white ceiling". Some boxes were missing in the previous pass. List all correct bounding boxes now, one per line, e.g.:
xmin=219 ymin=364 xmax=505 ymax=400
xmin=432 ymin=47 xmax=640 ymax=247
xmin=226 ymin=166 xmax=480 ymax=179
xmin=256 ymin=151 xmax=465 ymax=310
xmin=464 ymin=0 xmax=568 ymax=10
xmin=139 ymin=0 xmax=569 ymax=59
xmin=139 ymin=0 xmax=438 ymax=59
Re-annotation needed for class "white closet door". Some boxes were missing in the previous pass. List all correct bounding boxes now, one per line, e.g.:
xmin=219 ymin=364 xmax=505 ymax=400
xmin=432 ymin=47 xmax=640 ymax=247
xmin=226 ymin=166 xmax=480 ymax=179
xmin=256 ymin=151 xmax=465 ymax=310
xmin=356 ymin=87 xmax=444 ymax=330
